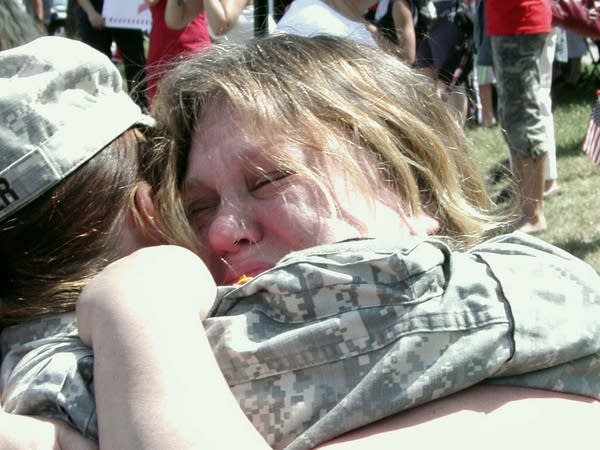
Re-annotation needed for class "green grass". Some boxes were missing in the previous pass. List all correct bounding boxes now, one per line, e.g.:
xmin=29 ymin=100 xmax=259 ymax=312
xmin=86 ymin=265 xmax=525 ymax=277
xmin=466 ymin=68 xmax=600 ymax=271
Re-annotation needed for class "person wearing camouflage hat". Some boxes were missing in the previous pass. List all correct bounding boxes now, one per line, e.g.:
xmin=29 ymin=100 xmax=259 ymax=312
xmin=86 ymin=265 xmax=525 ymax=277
xmin=1 ymin=35 xmax=600 ymax=449
xmin=0 ymin=35 xmax=156 ymax=448
xmin=0 ymin=36 xmax=154 ymax=224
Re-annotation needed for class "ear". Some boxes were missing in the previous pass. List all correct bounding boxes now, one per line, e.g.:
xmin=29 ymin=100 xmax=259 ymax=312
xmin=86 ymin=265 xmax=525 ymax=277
xmin=133 ymin=181 xmax=164 ymax=244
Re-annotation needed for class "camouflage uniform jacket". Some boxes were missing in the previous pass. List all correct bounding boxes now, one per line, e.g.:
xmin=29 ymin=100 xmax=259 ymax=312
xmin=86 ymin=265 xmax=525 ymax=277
xmin=2 ymin=232 xmax=600 ymax=449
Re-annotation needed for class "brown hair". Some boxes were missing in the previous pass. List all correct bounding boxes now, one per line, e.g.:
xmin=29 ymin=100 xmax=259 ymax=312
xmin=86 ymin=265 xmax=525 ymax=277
xmin=149 ymin=34 xmax=503 ymax=253
xmin=0 ymin=128 xmax=147 ymax=326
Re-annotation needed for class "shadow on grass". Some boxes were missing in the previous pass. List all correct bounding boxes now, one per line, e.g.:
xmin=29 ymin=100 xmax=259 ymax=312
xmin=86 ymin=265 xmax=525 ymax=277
xmin=553 ymin=70 xmax=600 ymax=108
xmin=487 ymin=158 xmax=510 ymax=184
xmin=556 ymin=138 xmax=586 ymax=158
xmin=484 ymin=158 xmax=515 ymax=205
xmin=552 ymin=237 xmax=600 ymax=260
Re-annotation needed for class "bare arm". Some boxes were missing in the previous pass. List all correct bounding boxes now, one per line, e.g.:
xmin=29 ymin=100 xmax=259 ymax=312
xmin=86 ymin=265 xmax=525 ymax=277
xmin=26 ymin=0 xmax=45 ymax=30
xmin=164 ymin=0 xmax=204 ymax=29
xmin=203 ymin=0 xmax=248 ymax=36
xmin=77 ymin=246 xmax=268 ymax=450
xmin=28 ymin=0 xmax=44 ymax=19
xmin=391 ymin=0 xmax=415 ymax=64
xmin=317 ymin=385 xmax=600 ymax=450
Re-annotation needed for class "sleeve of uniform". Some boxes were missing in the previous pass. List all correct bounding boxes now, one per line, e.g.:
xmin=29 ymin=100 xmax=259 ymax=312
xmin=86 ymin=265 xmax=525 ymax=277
xmin=206 ymin=237 xmax=516 ymax=449
xmin=0 ymin=313 xmax=98 ymax=440
xmin=206 ymin=234 xmax=600 ymax=450
xmin=470 ymin=232 xmax=600 ymax=397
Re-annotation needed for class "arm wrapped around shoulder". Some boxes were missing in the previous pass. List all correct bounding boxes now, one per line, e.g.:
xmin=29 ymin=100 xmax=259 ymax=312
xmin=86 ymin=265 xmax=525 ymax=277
xmin=206 ymin=233 xmax=600 ymax=449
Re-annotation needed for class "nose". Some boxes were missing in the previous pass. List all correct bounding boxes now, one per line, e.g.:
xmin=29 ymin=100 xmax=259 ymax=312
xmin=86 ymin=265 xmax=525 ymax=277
xmin=207 ymin=202 xmax=262 ymax=255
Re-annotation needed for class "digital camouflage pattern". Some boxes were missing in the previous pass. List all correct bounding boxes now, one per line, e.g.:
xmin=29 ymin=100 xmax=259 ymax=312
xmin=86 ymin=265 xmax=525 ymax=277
xmin=0 ymin=36 xmax=152 ymax=221
xmin=492 ymin=33 xmax=549 ymax=158
xmin=1 ymin=232 xmax=599 ymax=449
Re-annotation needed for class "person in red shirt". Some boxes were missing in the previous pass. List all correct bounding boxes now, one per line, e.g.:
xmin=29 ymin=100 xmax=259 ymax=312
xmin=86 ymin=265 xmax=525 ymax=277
xmin=486 ymin=0 xmax=553 ymax=233
xmin=145 ymin=0 xmax=212 ymax=105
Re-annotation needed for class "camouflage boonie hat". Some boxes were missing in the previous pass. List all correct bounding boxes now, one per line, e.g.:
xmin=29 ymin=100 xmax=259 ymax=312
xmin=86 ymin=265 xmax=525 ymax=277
xmin=0 ymin=36 xmax=154 ymax=222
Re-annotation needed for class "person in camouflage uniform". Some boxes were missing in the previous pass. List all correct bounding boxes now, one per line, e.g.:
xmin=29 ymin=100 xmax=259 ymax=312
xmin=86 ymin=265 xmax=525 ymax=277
xmin=1 ymin=34 xmax=599 ymax=449
xmin=0 ymin=35 xmax=156 ymax=448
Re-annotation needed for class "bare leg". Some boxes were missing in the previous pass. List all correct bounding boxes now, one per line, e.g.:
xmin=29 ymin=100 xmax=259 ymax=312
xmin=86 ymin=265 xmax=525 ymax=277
xmin=512 ymin=152 xmax=548 ymax=233
xmin=479 ymin=83 xmax=496 ymax=127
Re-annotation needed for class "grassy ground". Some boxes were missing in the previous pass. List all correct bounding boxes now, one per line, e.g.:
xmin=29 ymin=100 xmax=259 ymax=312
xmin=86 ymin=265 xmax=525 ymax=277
xmin=465 ymin=68 xmax=600 ymax=271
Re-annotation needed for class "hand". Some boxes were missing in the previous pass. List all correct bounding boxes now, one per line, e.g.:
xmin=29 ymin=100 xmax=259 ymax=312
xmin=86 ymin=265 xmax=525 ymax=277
xmin=0 ymin=411 xmax=97 ymax=450
xmin=87 ymin=10 xmax=105 ymax=29
xmin=33 ymin=15 xmax=47 ymax=34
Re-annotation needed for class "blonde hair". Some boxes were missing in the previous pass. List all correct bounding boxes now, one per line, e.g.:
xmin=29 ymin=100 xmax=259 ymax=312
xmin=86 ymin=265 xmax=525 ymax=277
xmin=149 ymin=34 xmax=502 ymax=252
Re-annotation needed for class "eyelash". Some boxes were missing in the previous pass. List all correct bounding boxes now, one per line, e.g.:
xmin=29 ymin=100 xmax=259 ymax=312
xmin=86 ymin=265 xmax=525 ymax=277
xmin=186 ymin=202 xmax=216 ymax=227
xmin=251 ymin=170 xmax=293 ymax=191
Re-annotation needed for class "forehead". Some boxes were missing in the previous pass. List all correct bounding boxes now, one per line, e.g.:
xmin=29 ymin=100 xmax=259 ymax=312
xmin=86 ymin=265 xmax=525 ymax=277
xmin=190 ymin=102 xmax=319 ymax=166
xmin=187 ymin=101 xmax=376 ymax=186
xmin=192 ymin=103 xmax=269 ymax=155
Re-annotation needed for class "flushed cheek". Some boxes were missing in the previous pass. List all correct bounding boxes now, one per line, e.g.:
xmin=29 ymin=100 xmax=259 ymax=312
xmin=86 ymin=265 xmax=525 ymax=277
xmin=262 ymin=187 xmax=363 ymax=249
xmin=262 ymin=197 xmax=327 ymax=248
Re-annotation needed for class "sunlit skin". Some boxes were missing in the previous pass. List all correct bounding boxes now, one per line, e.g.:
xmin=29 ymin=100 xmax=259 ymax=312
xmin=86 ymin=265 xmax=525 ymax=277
xmin=184 ymin=106 xmax=438 ymax=285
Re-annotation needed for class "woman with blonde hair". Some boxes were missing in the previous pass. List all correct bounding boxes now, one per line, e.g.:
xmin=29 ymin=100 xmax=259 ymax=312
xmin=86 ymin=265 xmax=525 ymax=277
xmin=150 ymin=31 xmax=496 ymax=255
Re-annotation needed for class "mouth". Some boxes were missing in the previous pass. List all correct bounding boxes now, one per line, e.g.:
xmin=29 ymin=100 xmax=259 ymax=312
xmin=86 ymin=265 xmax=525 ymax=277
xmin=221 ymin=264 xmax=273 ymax=286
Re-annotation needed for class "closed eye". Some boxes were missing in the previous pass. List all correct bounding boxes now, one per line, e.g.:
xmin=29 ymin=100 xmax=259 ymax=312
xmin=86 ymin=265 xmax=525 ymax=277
xmin=251 ymin=170 xmax=295 ymax=193
xmin=186 ymin=199 xmax=219 ymax=228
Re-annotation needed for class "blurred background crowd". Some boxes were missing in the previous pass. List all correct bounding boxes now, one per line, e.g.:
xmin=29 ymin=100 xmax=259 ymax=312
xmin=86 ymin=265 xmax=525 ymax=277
xmin=3 ymin=1 xmax=596 ymax=115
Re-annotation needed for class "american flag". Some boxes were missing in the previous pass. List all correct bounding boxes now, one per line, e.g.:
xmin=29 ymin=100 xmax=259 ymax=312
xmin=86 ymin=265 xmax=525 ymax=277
xmin=583 ymin=89 xmax=600 ymax=166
